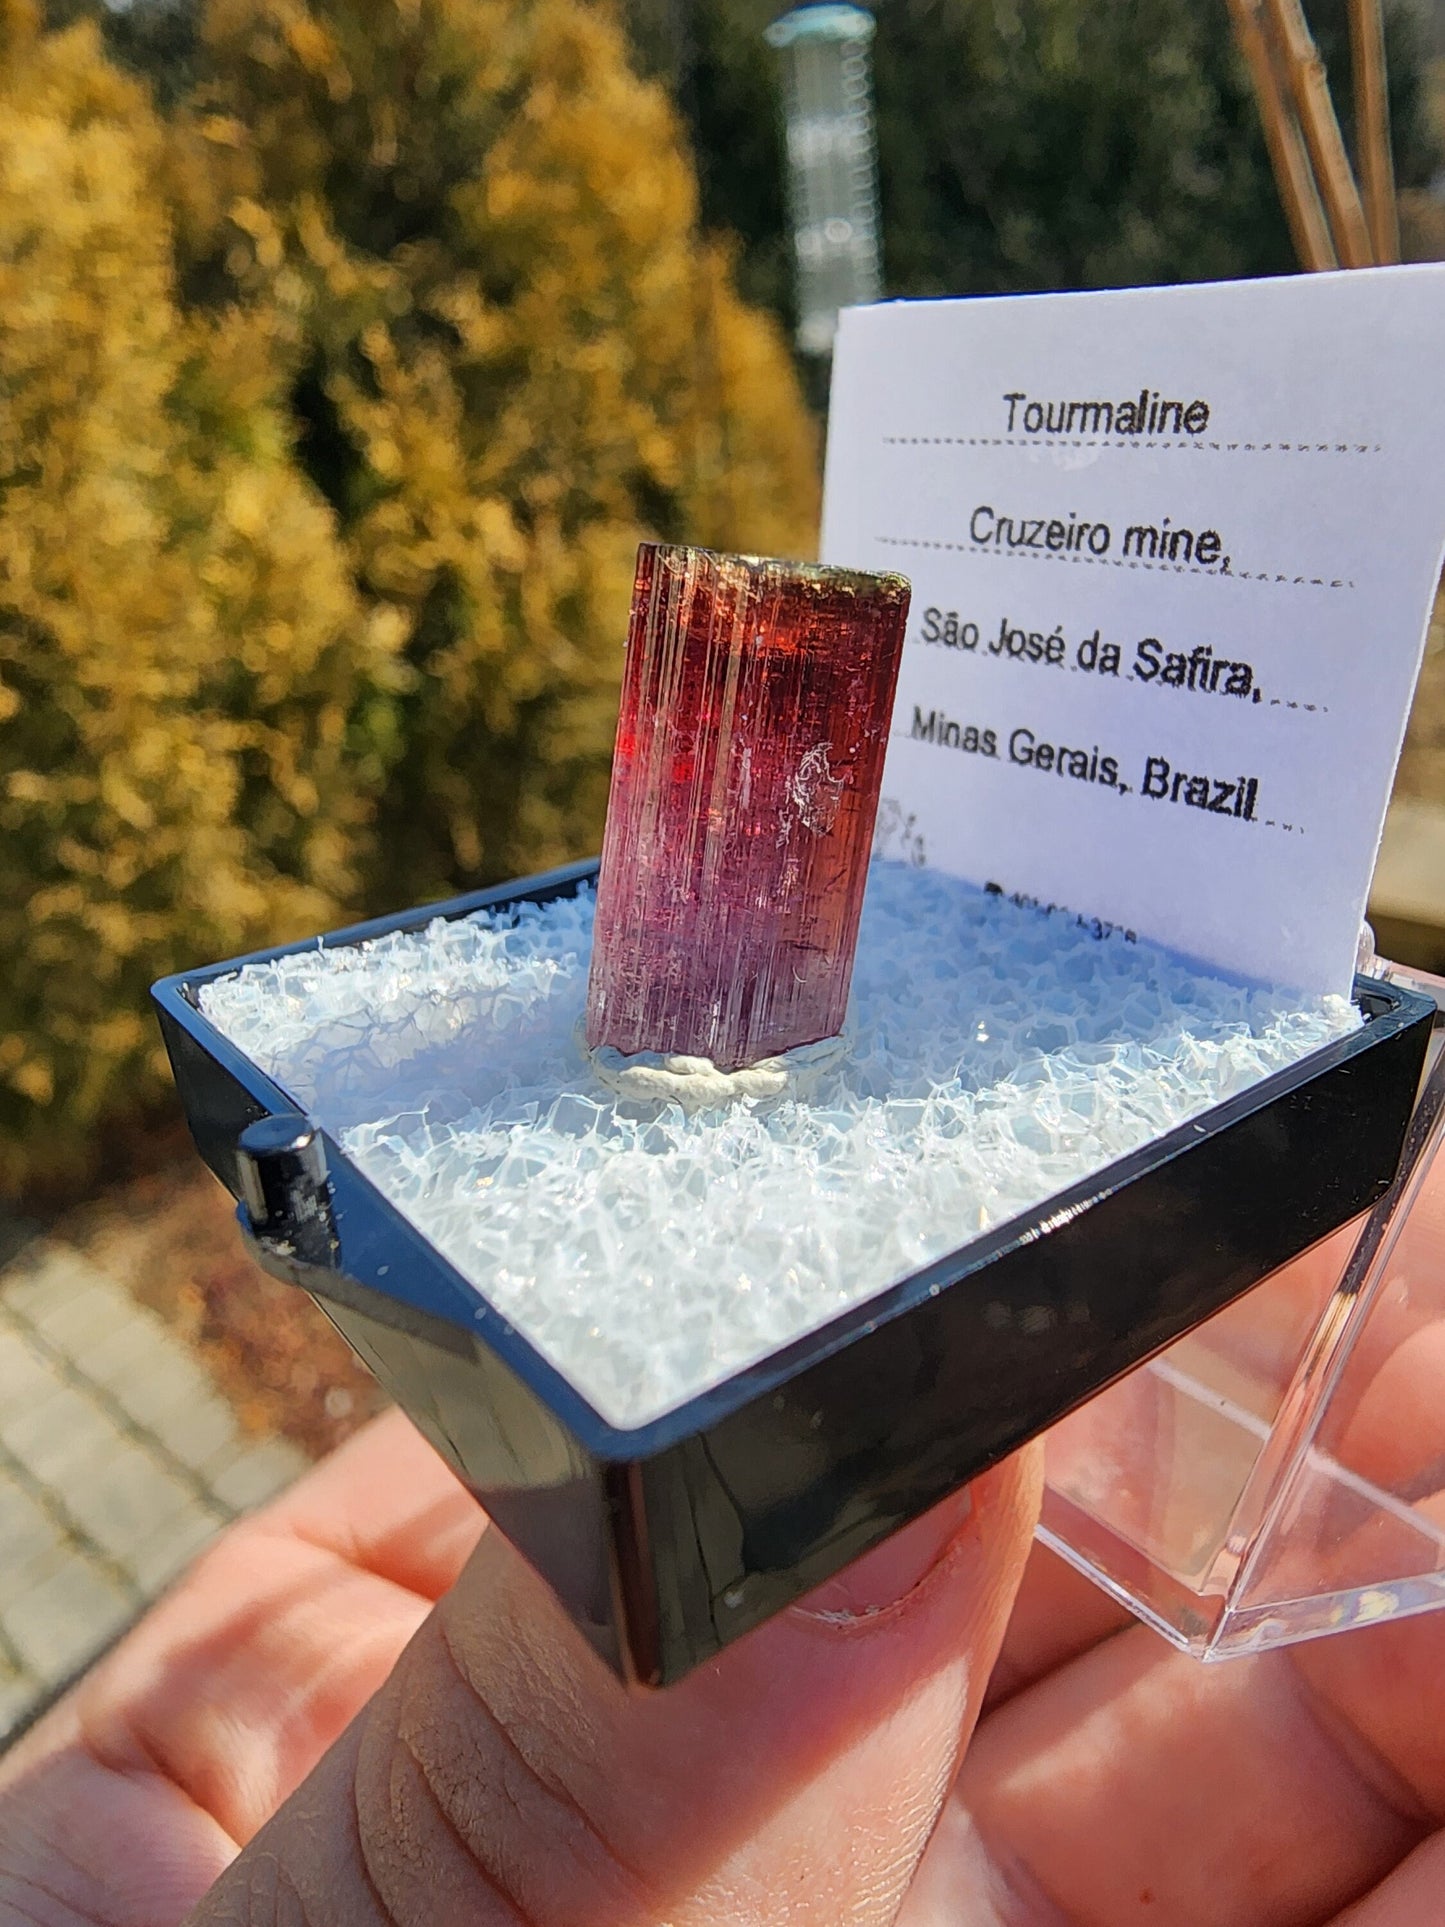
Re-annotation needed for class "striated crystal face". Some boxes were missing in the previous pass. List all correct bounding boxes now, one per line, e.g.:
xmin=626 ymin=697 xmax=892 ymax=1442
xmin=585 ymin=544 xmax=910 ymax=1071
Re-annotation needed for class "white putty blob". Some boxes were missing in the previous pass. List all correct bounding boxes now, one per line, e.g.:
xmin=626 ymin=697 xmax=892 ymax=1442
xmin=585 ymin=1033 xmax=849 ymax=1107
xmin=199 ymin=863 xmax=1357 ymax=1427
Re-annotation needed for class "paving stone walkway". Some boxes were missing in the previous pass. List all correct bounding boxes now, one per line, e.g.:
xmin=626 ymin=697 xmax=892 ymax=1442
xmin=0 ymin=1229 xmax=307 ymax=1745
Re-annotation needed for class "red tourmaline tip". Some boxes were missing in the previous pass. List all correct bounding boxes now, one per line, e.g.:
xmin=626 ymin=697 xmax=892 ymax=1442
xmin=585 ymin=544 xmax=911 ymax=1074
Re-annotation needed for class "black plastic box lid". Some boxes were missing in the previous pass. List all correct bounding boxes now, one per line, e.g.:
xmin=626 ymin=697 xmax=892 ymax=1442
xmin=153 ymin=861 xmax=1435 ymax=1684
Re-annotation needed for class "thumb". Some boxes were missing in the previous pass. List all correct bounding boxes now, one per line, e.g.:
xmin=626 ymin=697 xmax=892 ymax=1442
xmin=191 ymin=1445 xmax=1042 ymax=1927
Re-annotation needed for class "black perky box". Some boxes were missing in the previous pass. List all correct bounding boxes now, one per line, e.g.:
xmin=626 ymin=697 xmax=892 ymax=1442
xmin=153 ymin=859 xmax=1434 ymax=1686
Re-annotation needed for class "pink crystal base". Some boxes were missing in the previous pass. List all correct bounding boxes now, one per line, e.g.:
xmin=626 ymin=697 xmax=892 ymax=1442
xmin=585 ymin=544 xmax=910 ymax=1073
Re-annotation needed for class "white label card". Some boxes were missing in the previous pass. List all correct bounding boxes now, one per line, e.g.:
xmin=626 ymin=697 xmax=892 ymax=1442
xmin=821 ymin=268 xmax=1445 ymax=995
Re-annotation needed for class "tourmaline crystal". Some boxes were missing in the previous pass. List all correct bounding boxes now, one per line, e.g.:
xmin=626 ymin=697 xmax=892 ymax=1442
xmin=585 ymin=544 xmax=910 ymax=1071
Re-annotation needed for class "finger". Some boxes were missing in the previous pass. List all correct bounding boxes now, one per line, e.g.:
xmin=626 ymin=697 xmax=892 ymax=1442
xmin=79 ymin=1410 xmax=484 ymax=1837
xmin=1006 ymin=1215 xmax=1368 ymax=1714
xmin=0 ymin=1411 xmax=482 ymax=1924
xmin=1038 ymin=1211 xmax=1366 ymax=1651
xmin=1331 ymin=1828 xmax=1445 ymax=1925
xmin=1276 ymin=1331 xmax=1445 ymax=1836
xmin=1243 ymin=1318 xmax=1445 ymax=1613
xmin=894 ymin=1791 xmax=1061 ymax=1927
xmin=1173 ymin=1215 xmax=1363 ymax=1394
xmin=942 ymin=1630 xmax=1426 ymax=1926
xmin=193 ymin=1447 xmax=1043 ymax=1927
xmin=253 ymin=1404 xmax=487 ymax=1597
xmin=0 ymin=1707 xmax=238 ymax=1927
xmin=926 ymin=1296 xmax=1445 ymax=1925
xmin=1214 ymin=1137 xmax=1445 ymax=1819
xmin=983 ymin=1540 xmax=1131 ymax=1713
xmin=985 ymin=1225 xmax=1370 ymax=1720
xmin=1332 ymin=1318 xmax=1445 ymax=1498
xmin=933 ymin=1290 xmax=1445 ymax=1923
xmin=994 ymin=1125 xmax=1445 ymax=1718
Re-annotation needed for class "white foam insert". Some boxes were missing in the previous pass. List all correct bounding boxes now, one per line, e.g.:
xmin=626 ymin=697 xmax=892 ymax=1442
xmin=199 ymin=863 xmax=1357 ymax=1427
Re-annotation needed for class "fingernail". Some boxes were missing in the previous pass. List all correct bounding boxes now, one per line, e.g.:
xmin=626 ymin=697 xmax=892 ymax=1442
xmin=793 ymin=1487 xmax=975 ymax=1624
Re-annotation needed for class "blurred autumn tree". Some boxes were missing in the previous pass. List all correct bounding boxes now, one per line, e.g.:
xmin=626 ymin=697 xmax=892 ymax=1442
xmin=0 ymin=0 xmax=401 ymax=1192
xmin=2 ymin=0 xmax=818 ymax=1194
xmin=166 ymin=0 xmax=819 ymax=905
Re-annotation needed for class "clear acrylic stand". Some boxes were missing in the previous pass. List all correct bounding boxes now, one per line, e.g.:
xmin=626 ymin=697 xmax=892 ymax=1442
xmin=1042 ymin=959 xmax=1445 ymax=1656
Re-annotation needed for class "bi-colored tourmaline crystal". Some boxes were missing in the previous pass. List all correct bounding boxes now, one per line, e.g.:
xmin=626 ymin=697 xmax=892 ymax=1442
xmin=585 ymin=544 xmax=910 ymax=1071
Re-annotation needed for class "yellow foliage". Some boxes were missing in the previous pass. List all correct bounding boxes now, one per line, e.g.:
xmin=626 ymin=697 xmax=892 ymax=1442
xmin=0 ymin=0 xmax=819 ymax=1191
xmin=0 ymin=11 xmax=398 ymax=1192
xmin=179 ymin=0 xmax=821 ymax=898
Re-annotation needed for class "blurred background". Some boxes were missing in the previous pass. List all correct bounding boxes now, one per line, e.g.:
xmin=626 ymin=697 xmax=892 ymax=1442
xmin=0 ymin=0 xmax=1442 ymax=1741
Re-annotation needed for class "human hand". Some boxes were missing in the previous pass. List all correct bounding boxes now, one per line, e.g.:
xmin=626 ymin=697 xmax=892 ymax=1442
xmin=0 ymin=1409 xmax=1038 ymax=1924
xmin=3 ymin=1170 xmax=1444 ymax=1926
xmin=903 ymin=1154 xmax=1445 ymax=1926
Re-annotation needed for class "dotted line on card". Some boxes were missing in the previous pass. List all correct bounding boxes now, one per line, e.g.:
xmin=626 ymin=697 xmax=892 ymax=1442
xmin=881 ymin=435 xmax=1383 ymax=454
xmin=1053 ymin=662 xmax=1330 ymax=714
xmin=875 ymin=535 xmax=1354 ymax=591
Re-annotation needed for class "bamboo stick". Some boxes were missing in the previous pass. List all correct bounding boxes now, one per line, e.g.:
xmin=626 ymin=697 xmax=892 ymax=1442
xmin=1349 ymin=0 xmax=1400 ymax=262
xmin=1262 ymin=0 xmax=1376 ymax=265
xmin=1227 ymin=0 xmax=1339 ymax=270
